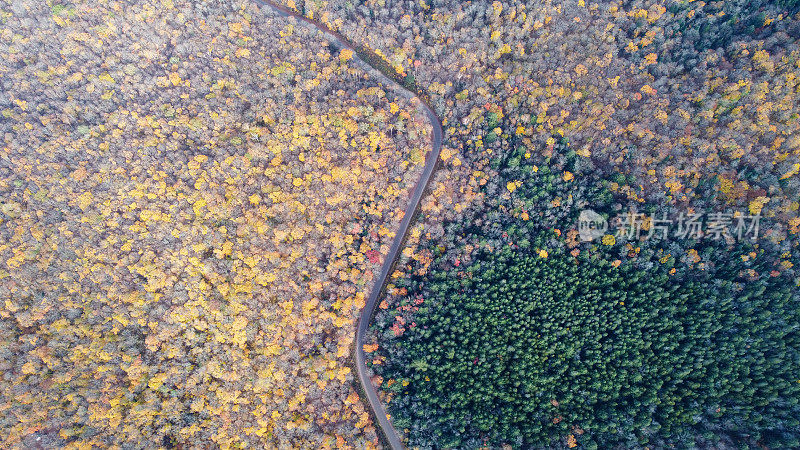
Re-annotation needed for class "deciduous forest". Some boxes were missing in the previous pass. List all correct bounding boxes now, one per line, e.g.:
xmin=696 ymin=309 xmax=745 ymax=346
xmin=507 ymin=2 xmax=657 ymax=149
xmin=1 ymin=0 xmax=799 ymax=448
xmin=1 ymin=1 xmax=430 ymax=447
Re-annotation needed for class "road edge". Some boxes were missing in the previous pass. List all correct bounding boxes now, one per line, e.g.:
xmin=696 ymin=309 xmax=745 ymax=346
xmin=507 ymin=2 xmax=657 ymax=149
xmin=250 ymin=2 xmax=444 ymax=449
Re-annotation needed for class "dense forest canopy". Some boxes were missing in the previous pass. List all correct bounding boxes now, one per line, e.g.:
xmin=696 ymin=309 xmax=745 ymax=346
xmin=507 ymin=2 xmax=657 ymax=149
xmin=370 ymin=136 xmax=800 ymax=448
xmin=373 ymin=238 xmax=798 ymax=448
xmin=0 ymin=0 xmax=431 ymax=447
xmin=1 ymin=0 xmax=799 ymax=448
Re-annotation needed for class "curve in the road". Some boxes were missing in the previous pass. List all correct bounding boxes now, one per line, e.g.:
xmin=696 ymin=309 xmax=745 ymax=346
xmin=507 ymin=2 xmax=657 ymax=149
xmin=251 ymin=1 xmax=444 ymax=449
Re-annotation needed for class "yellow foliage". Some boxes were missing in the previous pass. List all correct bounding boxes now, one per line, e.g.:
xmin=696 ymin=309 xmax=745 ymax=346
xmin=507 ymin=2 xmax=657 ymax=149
xmin=76 ymin=192 xmax=93 ymax=211
xmin=339 ymin=49 xmax=354 ymax=62
xmin=21 ymin=362 xmax=36 ymax=375
xmin=363 ymin=343 xmax=379 ymax=353
xmin=506 ymin=180 xmax=521 ymax=193
xmin=492 ymin=1 xmax=503 ymax=14
xmin=780 ymin=163 xmax=799 ymax=180
xmin=749 ymin=196 xmax=770 ymax=215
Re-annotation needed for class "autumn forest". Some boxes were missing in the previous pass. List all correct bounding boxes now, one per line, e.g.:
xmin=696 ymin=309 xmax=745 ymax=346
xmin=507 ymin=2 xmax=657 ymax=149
xmin=1 ymin=0 xmax=799 ymax=449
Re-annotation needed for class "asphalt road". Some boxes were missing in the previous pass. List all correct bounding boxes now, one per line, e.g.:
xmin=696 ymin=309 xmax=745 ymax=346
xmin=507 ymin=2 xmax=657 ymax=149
xmin=251 ymin=1 xmax=444 ymax=448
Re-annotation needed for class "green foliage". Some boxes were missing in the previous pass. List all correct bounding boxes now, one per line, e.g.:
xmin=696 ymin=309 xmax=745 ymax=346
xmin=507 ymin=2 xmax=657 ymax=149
xmin=486 ymin=112 xmax=500 ymax=129
xmin=51 ymin=4 xmax=76 ymax=17
xmin=377 ymin=241 xmax=800 ymax=448
xmin=403 ymin=73 xmax=417 ymax=90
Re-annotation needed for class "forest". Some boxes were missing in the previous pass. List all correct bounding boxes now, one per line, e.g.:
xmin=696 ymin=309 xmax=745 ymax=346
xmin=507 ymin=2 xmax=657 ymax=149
xmin=0 ymin=0 xmax=431 ymax=447
xmin=370 ymin=140 xmax=799 ymax=448
xmin=2 ymin=0 xmax=799 ymax=448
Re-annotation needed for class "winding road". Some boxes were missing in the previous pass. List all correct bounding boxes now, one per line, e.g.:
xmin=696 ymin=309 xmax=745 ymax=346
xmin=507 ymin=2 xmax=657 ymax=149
xmin=252 ymin=1 xmax=444 ymax=448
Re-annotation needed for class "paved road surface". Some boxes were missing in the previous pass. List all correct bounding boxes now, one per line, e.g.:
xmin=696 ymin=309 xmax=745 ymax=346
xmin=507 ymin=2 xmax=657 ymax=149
xmin=251 ymin=1 xmax=444 ymax=448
